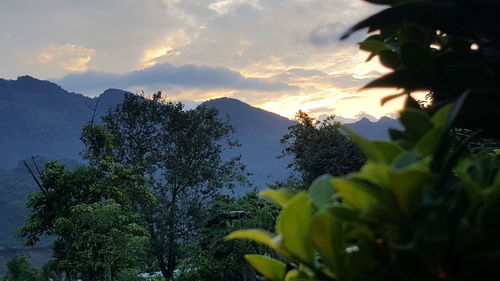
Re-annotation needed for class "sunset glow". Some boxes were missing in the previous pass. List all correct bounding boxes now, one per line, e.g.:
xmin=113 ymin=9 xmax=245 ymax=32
xmin=0 ymin=0 xmax=413 ymax=120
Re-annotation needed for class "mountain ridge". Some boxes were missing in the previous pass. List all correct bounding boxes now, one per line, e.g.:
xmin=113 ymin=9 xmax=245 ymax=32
xmin=0 ymin=75 xmax=401 ymax=249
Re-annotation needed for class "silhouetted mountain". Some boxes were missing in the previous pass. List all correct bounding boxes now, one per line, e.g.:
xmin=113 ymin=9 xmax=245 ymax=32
xmin=1 ymin=76 xmax=112 ymax=168
xmin=0 ymin=76 xmax=400 ymax=249
xmin=200 ymin=98 xmax=294 ymax=191
xmin=345 ymin=116 xmax=401 ymax=140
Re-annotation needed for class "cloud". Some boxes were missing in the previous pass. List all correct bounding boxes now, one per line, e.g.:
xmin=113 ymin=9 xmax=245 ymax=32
xmin=209 ymin=0 xmax=262 ymax=15
xmin=1 ymin=0 xmax=404 ymax=120
xmin=308 ymin=23 xmax=345 ymax=47
xmin=330 ymin=74 xmax=373 ymax=89
xmin=55 ymin=63 xmax=296 ymax=95
xmin=308 ymin=106 xmax=335 ymax=115
xmin=36 ymin=44 xmax=95 ymax=72
xmin=287 ymin=68 xmax=327 ymax=77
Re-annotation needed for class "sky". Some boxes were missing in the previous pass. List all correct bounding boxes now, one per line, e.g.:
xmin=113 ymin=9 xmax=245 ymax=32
xmin=0 ymin=0 xmax=417 ymax=120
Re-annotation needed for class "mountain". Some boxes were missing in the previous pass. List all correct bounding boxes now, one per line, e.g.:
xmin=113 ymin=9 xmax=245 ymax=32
xmin=345 ymin=117 xmax=401 ymax=140
xmin=0 ymin=75 xmax=400 ymax=249
xmin=200 ymin=98 xmax=294 ymax=190
xmin=0 ymin=76 xmax=127 ymax=169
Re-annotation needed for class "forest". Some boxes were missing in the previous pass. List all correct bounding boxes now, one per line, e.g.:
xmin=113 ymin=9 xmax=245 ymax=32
xmin=2 ymin=0 xmax=500 ymax=280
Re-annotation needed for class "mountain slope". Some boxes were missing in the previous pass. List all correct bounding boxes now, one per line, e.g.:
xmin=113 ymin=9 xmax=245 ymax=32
xmin=0 ymin=76 xmax=401 ymax=249
xmin=0 ymin=76 xmax=127 ymax=168
xmin=200 ymin=98 xmax=294 ymax=190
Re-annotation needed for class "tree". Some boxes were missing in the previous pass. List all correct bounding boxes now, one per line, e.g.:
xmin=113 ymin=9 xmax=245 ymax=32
xmin=102 ymin=92 xmax=249 ymax=280
xmin=1 ymin=257 xmax=43 ymax=281
xmin=228 ymin=97 xmax=500 ymax=281
xmin=19 ymin=125 xmax=156 ymax=280
xmin=52 ymin=201 xmax=148 ymax=281
xmin=176 ymin=193 xmax=279 ymax=281
xmin=280 ymin=111 xmax=366 ymax=188
xmin=228 ymin=0 xmax=500 ymax=280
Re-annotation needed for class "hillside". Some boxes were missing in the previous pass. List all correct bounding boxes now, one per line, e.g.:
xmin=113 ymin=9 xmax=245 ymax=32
xmin=0 ymin=76 xmax=401 ymax=249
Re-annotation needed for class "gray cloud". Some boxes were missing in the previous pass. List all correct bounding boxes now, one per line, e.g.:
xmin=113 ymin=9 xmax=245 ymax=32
xmin=287 ymin=68 xmax=327 ymax=77
xmin=308 ymin=23 xmax=346 ymax=47
xmin=54 ymin=63 xmax=296 ymax=95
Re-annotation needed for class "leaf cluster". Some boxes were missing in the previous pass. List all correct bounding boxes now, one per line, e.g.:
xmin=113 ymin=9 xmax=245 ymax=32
xmin=227 ymin=100 xmax=500 ymax=281
xmin=345 ymin=0 xmax=500 ymax=137
xmin=281 ymin=111 xmax=366 ymax=187
xmin=18 ymin=160 xmax=155 ymax=280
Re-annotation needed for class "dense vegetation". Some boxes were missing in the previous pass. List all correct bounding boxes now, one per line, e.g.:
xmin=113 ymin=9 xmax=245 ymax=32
xmin=228 ymin=0 xmax=500 ymax=281
xmin=3 ymin=0 xmax=499 ymax=280
xmin=280 ymin=111 xmax=366 ymax=188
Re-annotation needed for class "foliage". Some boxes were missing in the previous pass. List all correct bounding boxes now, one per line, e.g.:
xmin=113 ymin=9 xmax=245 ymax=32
xmin=101 ymin=92 xmax=249 ymax=280
xmin=280 ymin=111 xmax=366 ymax=188
xmin=0 ymin=257 xmax=43 ymax=281
xmin=342 ymin=0 xmax=500 ymax=137
xmin=18 ymin=159 xmax=155 ymax=280
xmin=52 ymin=202 xmax=148 ymax=281
xmin=176 ymin=193 xmax=279 ymax=281
xmin=227 ymin=97 xmax=500 ymax=280
xmin=221 ymin=4 xmax=499 ymax=277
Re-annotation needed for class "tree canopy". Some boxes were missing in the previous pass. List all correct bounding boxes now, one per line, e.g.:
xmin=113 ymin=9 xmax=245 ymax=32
xmin=280 ymin=111 xmax=366 ymax=187
xmin=101 ymin=92 xmax=249 ymax=280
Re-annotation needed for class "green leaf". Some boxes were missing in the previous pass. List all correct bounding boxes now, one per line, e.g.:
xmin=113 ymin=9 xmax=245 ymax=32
xmin=309 ymin=211 xmax=344 ymax=277
xmin=430 ymin=104 xmax=452 ymax=126
xmin=359 ymin=40 xmax=390 ymax=53
xmin=284 ymin=269 xmax=313 ymax=281
xmin=328 ymin=206 xmax=367 ymax=225
xmin=415 ymin=127 xmax=443 ymax=156
xmin=387 ymin=169 xmax=431 ymax=215
xmin=330 ymin=178 xmax=373 ymax=213
xmin=391 ymin=150 xmax=424 ymax=170
xmin=245 ymin=255 xmax=286 ymax=281
xmin=260 ymin=189 xmax=296 ymax=207
xmin=399 ymin=109 xmax=432 ymax=140
xmin=345 ymin=129 xmax=403 ymax=164
xmin=308 ymin=174 xmax=335 ymax=209
xmin=358 ymin=161 xmax=389 ymax=187
xmin=277 ymin=192 xmax=314 ymax=263
xmin=225 ymin=229 xmax=279 ymax=250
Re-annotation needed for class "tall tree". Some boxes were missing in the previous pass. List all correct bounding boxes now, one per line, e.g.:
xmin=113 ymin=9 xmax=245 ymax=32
xmin=19 ymin=126 xmax=155 ymax=281
xmin=280 ymin=111 xmax=366 ymax=187
xmin=102 ymin=92 xmax=249 ymax=280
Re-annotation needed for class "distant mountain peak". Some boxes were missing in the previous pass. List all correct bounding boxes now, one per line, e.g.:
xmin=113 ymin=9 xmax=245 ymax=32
xmin=101 ymin=88 xmax=130 ymax=96
xmin=4 ymin=75 xmax=67 ymax=94
xmin=356 ymin=117 xmax=373 ymax=124
xmin=201 ymin=97 xmax=250 ymax=107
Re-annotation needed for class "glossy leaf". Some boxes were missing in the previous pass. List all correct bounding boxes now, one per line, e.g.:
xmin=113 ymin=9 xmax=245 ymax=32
xmin=399 ymin=109 xmax=432 ymax=140
xmin=277 ymin=192 xmax=314 ymax=263
xmin=309 ymin=211 xmax=344 ymax=278
xmin=346 ymin=129 xmax=403 ymax=164
xmin=330 ymin=178 xmax=373 ymax=213
xmin=308 ymin=174 xmax=335 ymax=209
xmin=245 ymin=255 xmax=286 ymax=281
xmin=225 ymin=229 xmax=279 ymax=250
xmin=260 ymin=189 xmax=296 ymax=207
xmin=359 ymin=40 xmax=390 ymax=53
